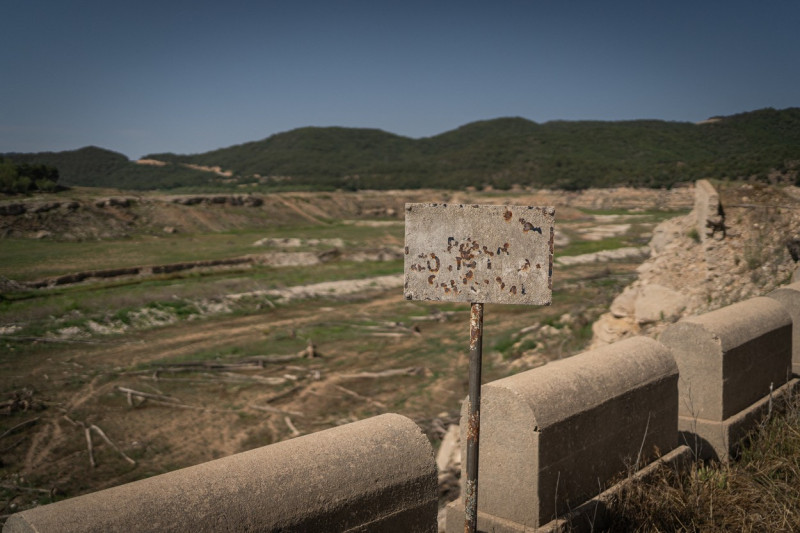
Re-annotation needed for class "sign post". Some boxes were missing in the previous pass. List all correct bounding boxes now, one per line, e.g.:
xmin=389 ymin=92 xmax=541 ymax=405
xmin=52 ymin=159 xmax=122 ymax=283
xmin=404 ymin=203 xmax=555 ymax=533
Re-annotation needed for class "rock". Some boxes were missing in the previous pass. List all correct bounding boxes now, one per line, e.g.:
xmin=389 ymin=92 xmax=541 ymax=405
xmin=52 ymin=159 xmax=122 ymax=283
xmin=578 ymin=223 xmax=631 ymax=241
xmin=0 ymin=203 xmax=26 ymax=216
xmin=539 ymin=325 xmax=561 ymax=337
xmin=610 ymin=286 xmax=638 ymax=318
xmin=107 ymin=197 xmax=131 ymax=207
xmin=786 ymin=238 xmax=800 ymax=262
xmin=436 ymin=424 xmax=461 ymax=473
xmin=163 ymin=226 xmax=177 ymax=234
xmin=558 ymin=313 xmax=575 ymax=326
xmin=556 ymin=246 xmax=649 ymax=266
xmin=591 ymin=315 xmax=639 ymax=347
xmin=553 ymin=228 xmax=570 ymax=247
xmin=649 ymin=218 xmax=682 ymax=255
xmin=34 ymin=230 xmax=52 ymax=239
xmin=633 ymin=284 xmax=688 ymax=324
xmin=695 ymin=179 xmax=725 ymax=241
xmin=32 ymin=202 xmax=61 ymax=213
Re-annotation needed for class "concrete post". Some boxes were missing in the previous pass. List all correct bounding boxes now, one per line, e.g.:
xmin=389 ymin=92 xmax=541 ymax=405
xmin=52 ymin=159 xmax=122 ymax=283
xmin=694 ymin=179 xmax=723 ymax=241
xmin=445 ymin=336 xmax=678 ymax=531
xmin=4 ymin=414 xmax=437 ymax=533
xmin=766 ymin=280 xmax=800 ymax=376
xmin=660 ymin=297 xmax=794 ymax=461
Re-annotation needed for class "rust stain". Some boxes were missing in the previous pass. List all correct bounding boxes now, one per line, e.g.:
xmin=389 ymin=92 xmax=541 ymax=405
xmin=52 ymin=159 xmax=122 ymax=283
xmin=503 ymin=209 xmax=512 ymax=222
xmin=549 ymin=226 xmax=555 ymax=290
xmin=404 ymin=246 xmax=409 ymax=255
xmin=464 ymin=479 xmax=477 ymax=529
xmin=519 ymin=217 xmax=543 ymax=234
xmin=427 ymin=253 xmax=440 ymax=272
xmin=428 ymin=275 xmax=436 ymax=285
xmin=469 ymin=304 xmax=483 ymax=350
xmin=510 ymin=286 xmax=517 ymax=295
xmin=467 ymin=410 xmax=480 ymax=441
xmin=519 ymin=259 xmax=531 ymax=272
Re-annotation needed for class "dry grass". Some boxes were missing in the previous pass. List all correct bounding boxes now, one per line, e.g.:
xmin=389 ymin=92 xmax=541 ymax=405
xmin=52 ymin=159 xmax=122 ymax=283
xmin=606 ymin=392 xmax=800 ymax=532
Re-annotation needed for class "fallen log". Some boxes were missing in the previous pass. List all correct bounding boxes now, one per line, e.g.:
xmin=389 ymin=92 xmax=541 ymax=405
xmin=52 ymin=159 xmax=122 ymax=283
xmin=90 ymin=425 xmax=136 ymax=466
xmin=84 ymin=426 xmax=96 ymax=468
xmin=332 ymin=385 xmax=387 ymax=409
xmin=0 ymin=417 xmax=40 ymax=440
xmin=337 ymin=367 xmax=423 ymax=380
xmin=284 ymin=416 xmax=300 ymax=437
xmin=115 ymin=386 xmax=182 ymax=404
xmin=249 ymin=404 xmax=304 ymax=417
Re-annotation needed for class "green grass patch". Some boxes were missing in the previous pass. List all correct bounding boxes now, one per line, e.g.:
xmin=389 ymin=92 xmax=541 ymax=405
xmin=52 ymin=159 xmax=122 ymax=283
xmin=0 ymin=221 xmax=403 ymax=281
xmin=557 ymin=236 xmax=629 ymax=257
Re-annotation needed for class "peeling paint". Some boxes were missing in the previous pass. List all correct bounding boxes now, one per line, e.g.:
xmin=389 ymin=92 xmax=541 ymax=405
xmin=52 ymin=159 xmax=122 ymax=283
xmin=404 ymin=204 xmax=554 ymax=305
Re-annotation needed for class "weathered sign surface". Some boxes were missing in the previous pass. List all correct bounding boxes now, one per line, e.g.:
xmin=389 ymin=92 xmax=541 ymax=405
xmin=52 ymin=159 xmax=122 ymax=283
xmin=404 ymin=204 xmax=554 ymax=305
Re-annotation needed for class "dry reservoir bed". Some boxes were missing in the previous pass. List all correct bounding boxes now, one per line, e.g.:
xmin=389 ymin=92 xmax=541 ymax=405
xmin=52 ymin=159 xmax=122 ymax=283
xmin=0 ymin=188 xmax=690 ymax=515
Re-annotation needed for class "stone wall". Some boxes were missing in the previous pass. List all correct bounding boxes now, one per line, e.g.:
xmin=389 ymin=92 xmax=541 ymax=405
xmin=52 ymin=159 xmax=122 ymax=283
xmin=445 ymin=281 xmax=799 ymax=532
xmin=661 ymin=297 xmax=793 ymax=460
xmin=446 ymin=337 xmax=678 ymax=531
xmin=4 ymin=414 xmax=437 ymax=533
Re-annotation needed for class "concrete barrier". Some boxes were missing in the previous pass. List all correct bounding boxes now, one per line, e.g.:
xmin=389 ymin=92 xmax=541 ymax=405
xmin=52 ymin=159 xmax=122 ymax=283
xmin=660 ymin=297 xmax=794 ymax=461
xmin=767 ymin=280 xmax=800 ymax=376
xmin=445 ymin=336 xmax=678 ymax=532
xmin=4 ymin=414 xmax=437 ymax=533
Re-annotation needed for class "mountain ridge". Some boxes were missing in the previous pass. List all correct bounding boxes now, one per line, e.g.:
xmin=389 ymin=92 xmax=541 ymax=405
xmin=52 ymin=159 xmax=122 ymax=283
xmin=4 ymin=107 xmax=799 ymax=191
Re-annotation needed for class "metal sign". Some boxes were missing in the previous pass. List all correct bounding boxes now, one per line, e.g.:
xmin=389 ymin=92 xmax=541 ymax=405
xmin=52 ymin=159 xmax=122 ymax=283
xmin=403 ymin=203 xmax=555 ymax=533
xmin=404 ymin=204 xmax=554 ymax=305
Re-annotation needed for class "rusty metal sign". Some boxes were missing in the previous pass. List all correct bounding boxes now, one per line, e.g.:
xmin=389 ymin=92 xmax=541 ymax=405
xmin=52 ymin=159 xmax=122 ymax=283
xmin=403 ymin=203 xmax=554 ymax=305
xmin=404 ymin=202 xmax=555 ymax=533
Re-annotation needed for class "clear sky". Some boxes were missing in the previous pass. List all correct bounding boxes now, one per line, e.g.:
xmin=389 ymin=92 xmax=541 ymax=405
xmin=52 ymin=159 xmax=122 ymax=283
xmin=2 ymin=1 xmax=799 ymax=160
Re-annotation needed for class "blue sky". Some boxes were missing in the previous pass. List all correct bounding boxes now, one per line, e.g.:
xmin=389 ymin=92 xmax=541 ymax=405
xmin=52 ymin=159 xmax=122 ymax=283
xmin=2 ymin=1 xmax=799 ymax=159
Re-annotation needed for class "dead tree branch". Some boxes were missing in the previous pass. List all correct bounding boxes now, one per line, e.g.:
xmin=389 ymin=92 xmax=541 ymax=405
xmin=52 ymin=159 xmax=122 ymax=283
xmin=84 ymin=426 xmax=96 ymax=468
xmin=90 ymin=425 xmax=136 ymax=466
xmin=284 ymin=416 xmax=300 ymax=437
xmin=0 ymin=417 xmax=40 ymax=440
xmin=337 ymin=367 xmax=423 ymax=380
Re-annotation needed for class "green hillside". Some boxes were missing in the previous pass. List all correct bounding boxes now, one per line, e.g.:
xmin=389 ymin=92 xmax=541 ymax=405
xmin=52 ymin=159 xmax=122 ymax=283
xmin=3 ymin=146 xmax=214 ymax=190
xmin=5 ymin=107 xmax=800 ymax=191
xmin=148 ymin=107 xmax=800 ymax=190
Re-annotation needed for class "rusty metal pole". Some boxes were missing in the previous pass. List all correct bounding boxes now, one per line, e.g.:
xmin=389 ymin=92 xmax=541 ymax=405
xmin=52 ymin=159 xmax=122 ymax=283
xmin=465 ymin=302 xmax=484 ymax=533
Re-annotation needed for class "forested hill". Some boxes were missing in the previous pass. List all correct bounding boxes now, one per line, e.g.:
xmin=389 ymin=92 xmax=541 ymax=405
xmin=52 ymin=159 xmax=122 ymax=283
xmin=2 ymin=146 xmax=212 ymax=190
xmin=6 ymin=107 xmax=800 ymax=191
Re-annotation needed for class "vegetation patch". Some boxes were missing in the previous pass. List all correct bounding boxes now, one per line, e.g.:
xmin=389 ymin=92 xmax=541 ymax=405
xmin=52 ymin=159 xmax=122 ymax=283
xmin=606 ymin=394 xmax=800 ymax=531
